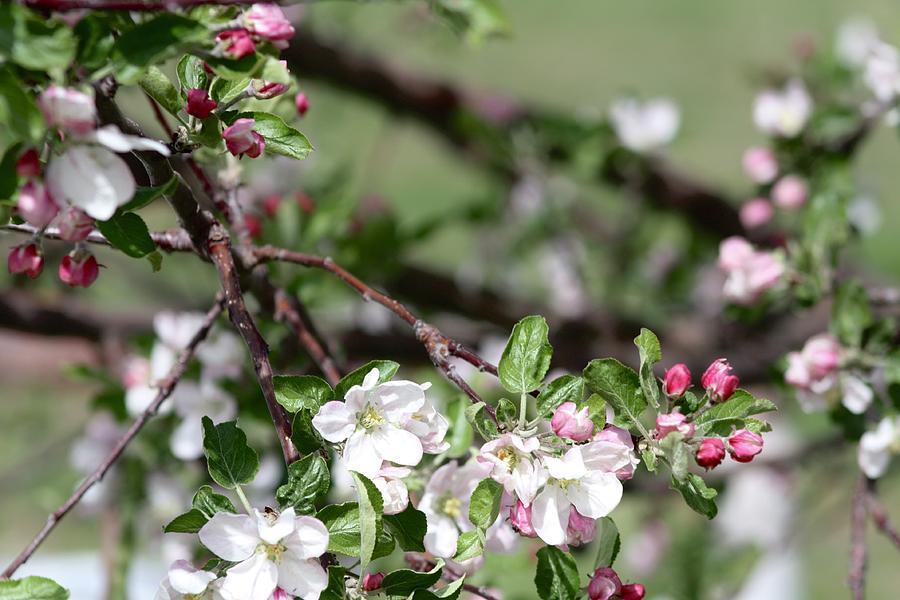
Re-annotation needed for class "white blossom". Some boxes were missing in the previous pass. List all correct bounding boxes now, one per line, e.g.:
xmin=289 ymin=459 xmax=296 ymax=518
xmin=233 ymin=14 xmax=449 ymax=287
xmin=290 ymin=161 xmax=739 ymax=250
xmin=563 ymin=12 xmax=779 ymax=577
xmin=477 ymin=433 xmax=546 ymax=505
xmin=864 ymin=41 xmax=900 ymax=102
xmin=170 ymin=380 xmax=237 ymax=460
xmin=155 ymin=560 xmax=222 ymax=600
xmin=609 ymin=97 xmax=680 ymax=153
xmin=835 ymin=18 xmax=880 ymax=68
xmin=46 ymin=145 xmax=137 ymax=221
xmin=858 ymin=417 xmax=900 ymax=479
xmin=753 ymin=79 xmax=812 ymax=138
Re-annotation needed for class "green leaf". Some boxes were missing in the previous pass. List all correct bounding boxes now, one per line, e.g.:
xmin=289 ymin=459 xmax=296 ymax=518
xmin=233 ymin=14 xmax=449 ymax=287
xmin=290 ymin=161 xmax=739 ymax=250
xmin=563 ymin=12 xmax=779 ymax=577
xmin=193 ymin=114 xmax=223 ymax=148
xmin=333 ymin=360 xmax=399 ymax=399
xmin=468 ymin=478 xmax=503 ymax=529
xmin=146 ymin=250 xmax=163 ymax=272
xmin=164 ymin=508 xmax=207 ymax=533
xmin=0 ymin=5 xmax=76 ymax=76
xmin=593 ymin=517 xmax=620 ymax=568
xmin=583 ymin=358 xmax=647 ymax=434
xmin=659 ymin=431 xmax=688 ymax=481
xmin=585 ymin=393 xmax=607 ymax=430
xmin=383 ymin=505 xmax=428 ymax=552
xmin=634 ymin=328 xmax=661 ymax=409
xmin=320 ymin=566 xmax=347 ymax=600
xmin=113 ymin=14 xmax=208 ymax=83
xmin=318 ymin=502 xmax=394 ymax=559
xmin=235 ymin=111 xmax=312 ymax=160
xmin=0 ymin=67 xmax=43 ymax=144
xmin=351 ymin=471 xmax=383 ymax=574
xmin=454 ymin=528 xmax=485 ymax=562
xmin=381 ymin=561 xmax=444 ymax=596
xmin=0 ymin=576 xmax=70 ymax=599
xmin=0 ymin=142 xmax=22 ymax=202
xmin=496 ymin=397 xmax=518 ymax=425
xmin=97 ymin=212 xmax=157 ymax=259
xmin=465 ymin=401 xmax=498 ymax=440
xmin=192 ymin=485 xmax=236 ymax=518
xmin=274 ymin=375 xmax=332 ymax=413
xmin=534 ymin=546 xmax=579 ymax=600
xmin=498 ymin=315 xmax=553 ymax=393
xmin=177 ymin=54 xmax=210 ymax=96
xmin=832 ymin=282 xmax=873 ymax=348
xmin=410 ymin=576 xmax=466 ymax=600
xmin=537 ymin=375 xmax=584 ymax=419
xmin=276 ymin=454 xmax=330 ymax=515
xmin=201 ymin=417 xmax=260 ymax=490
xmin=140 ymin=66 xmax=182 ymax=117
xmin=73 ymin=14 xmax=114 ymax=71
xmin=672 ymin=473 xmax=718 ymax=519
xmin=433 ymin=0 xmax=510 ymax=45
xmin=119 ymin=176 xmax=179 ymax=213
xmin=692 ymin=389 xmax=777 ymax=437
xmin=641 ymin=448 xmax=658 ymax=472
xmin=290 ymin=409 xmax=324 ymax=454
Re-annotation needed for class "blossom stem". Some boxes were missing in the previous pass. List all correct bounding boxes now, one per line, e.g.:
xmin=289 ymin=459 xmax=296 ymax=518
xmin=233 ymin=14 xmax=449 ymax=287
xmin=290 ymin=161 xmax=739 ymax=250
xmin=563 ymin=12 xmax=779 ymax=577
xmin=518 ymin=391 xmax=528 ymax=430
xmin=234 ymin=485 xmax=254 ymax=515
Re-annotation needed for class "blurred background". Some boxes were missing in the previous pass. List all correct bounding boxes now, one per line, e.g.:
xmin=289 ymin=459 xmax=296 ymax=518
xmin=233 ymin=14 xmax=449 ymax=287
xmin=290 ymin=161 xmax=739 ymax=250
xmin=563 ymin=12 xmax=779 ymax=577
xmin=2 ymin=1 xmax=900 ymax=598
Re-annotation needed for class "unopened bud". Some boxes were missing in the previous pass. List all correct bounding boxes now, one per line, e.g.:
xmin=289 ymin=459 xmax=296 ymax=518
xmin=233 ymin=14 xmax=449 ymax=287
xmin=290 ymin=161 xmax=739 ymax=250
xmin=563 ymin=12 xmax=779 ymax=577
xmin=17 ymin=181 xmax=59 ymax=228
xmin=695 ymin=438 xmax=726 ymax=470
xmin=655 ymin=412 xmax=694 ymax=439
xmin=701 ymin=358 xmax=739 ymax=403
xmin=620 ymin=583 xmax=646 ymax=600
xmin=742 ymin=146 xmax=778 ymax=184
xmin=16 ymin=149 xmax=42 ymax=178
xmin=566 ymin=507 xmax=596 ymax=547
xmin=362 ymin=572 xmax=385 ymax=592
xmin=728 ymin=429 xmax=763 ymax=463
xmin=551 ymin=401 xmax=595 ymax=442
xmin=186 ymin=89 xmax=217 ymax=119
xmin=509 ymin=499 xmax=536 ymax=537
xmin=588 ymin=567 xmax=621 ymax=600
xmin=59 ymin=251 xmax=99 ymax=288
xmin=295 ymin=92 xmax=310 ymax=116
xmin=663 ymin=363 xmax=691 ymax=397
xmin=7 ymin=242 xmax=43 ymax=278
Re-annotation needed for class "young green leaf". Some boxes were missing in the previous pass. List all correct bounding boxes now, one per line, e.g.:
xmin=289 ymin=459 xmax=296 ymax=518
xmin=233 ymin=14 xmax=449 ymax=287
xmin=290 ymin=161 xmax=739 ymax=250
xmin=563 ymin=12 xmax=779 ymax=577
xmin=496 ymin=397 xmax=518 ymax=425
xmin=410 ymin=575 xmax=466 ymax=600
xmin=832 ymin=282 xmax=874 ymax=348
xmin=585 ymin=393 xmax=607 ymax=430
xmin=468 ymin=478 xmax=503 ymax=529
xmin=97 ymin=212 xmax=157 ymax=259
xmin=583 ymin=358 xmax=647 ymax=434
xmin=350 ymin=471 xmax=384 ymax=574
xmin=659 ymin=431 xmax=689 ymax=481
xmin=276 ymin=453 xmax=330 ymax=515
xmin=176 ymin=54 xmax=210 ymax=96
xmin=317 ymin=502 xmax=395 ymax=558
xmin=692 ymin=389 xmax=776 ymax=437
xmin=537 ymin=375 xmax=584 ymax=419
xmin=163 ymin=508 xmax=207 ymax=533
xmin=273 ymin=375 xmax=333 ymax=413
xmin=119 ymin=176 xmax=178 ymax=213
xmin=0 ymin=575 xmax=70 ymax=599
xmin=593 ymin=516 xmax=621 ymax=568
xmin=380 ymin=561 xmax=444 ymax=596
xmin=0 ymin=142 xmax=22 ymax=202
xmin=465 ymin=402 xmax=499 ymax=440
xmin=319 ymin=566 xmax=347 ymax=600
xmin=634 ymin=328 xmax=661 ymax=409
xmin=192 ymin=485 xmax=236 ymax=518
xmin=534 ymin=546 xmax=579 ymax=600
xmin=112 ymin=14 xmax=207 ymax=82
xmin=333 ymin=360 xmax=399 ymax=399
xmin=234 ymin=111 xmax=312 ymax=160
xmin=290 ymin=409 xmax=325 ymax=454
xmin=384 ymin=504 xmax=428 ymax=552
xmin=0 ymin=67 xmax=44 ymax=144
xmin=445 ymin=397 xmax=474 ymax=458
xmin=672 ymin=473 xmax=718 ymax=519
xmin=498 ymin=315 xmax=553 ymax=393
xmin=201 ymin=417 xmax=260 ymax=490
xmin=139 ymin=66 xmax=181 ymax=117
xmin=454 ymin=528 xmax=485 ymax=562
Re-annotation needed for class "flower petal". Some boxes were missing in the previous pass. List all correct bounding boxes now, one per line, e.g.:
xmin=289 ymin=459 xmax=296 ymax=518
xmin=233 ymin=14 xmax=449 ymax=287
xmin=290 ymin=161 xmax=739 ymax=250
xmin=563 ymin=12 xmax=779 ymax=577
xmin=219 ymin=553 xmax=278 ymax=600
xmin=369 ymin=425 xmax=423 ymax=468
xmin=277 ymin=555 xmax=328 ymax=600
xmin=532 ymin=485 xmax=570 ymax=546
xmin=88 ymin=125 xmax=171 ymax=155
xmin=170 ymin=418 xmax=204 ymax=461
xmin=343 ymin=430 xmax=383 ymax=478
xmin=167 ymin=560 xmax=216 ymax=595
xmin=198 ymin=512 xmax=259 ymax=562
xmin=312 ymin=401 xmax=356 ymax=442
xmin=256 ymin=507 xmax=296 ymax=545
xmin=568 ymin=472 xmax=623 ymax=519
xmin=373 ymin=381 xmax=426 ymax=422
xmin=283 ymin=516 xmax=330 ymax=559
xmin=424 ymin=515 xmax=459 ymax=558
xmin=46 ymin=145 xmax=135 ymax=221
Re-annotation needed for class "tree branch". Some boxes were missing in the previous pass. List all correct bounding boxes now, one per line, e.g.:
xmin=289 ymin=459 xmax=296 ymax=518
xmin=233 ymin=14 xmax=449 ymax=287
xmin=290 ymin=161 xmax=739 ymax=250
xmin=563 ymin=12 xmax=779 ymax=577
xmin=848 ymin=475 xmax=872 ymax=600
xmin=0 ymin=297 xmax=224 ymax=580
xmin=867 ymin=486 xmax=900 ymax=552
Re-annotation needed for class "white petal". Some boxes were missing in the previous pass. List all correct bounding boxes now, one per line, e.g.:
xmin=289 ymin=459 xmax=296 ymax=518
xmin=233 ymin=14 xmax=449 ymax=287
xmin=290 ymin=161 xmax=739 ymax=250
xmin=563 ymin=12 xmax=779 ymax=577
xmin=283 ymin=516 xmax=330 ymax=559
xmin=425 ymin=515 xmax=459 ymax=558
xmin=362 ymin=367 xmax=381 ymax=389
xmin=343 ymin=431 xmax=383 ymax=478
xmin=374 ymin=381 xmax=426 ymax=422
xmin=219 ymin=553 xmax=278 ymax=600
xmin=311 ymin=402 xmax=356 ymax=442
xmin=153 ymin=580 xmax=177 ymax=600
xmin=198 ymin=513 xmax=259 ymax=562
xmin=374 ymin=476 xmax=409 ymax=515
xmin=543 ymin=447 xmax=585 ymax=480
xmin=510 ymin=459 xmax=544 ymax=506
xmin=125 ymin=385 xmax=162 ymax=417
xmin=89 ymin=125 xmax=171 ymax=155
xmin=277 ymin=555 xmax=328 ymax=600
xmin=255 ymin=507 xmax=296 ymax=545
xmin=567 ymin=472 xmax=623 ymax=519
xmin=842 ymin=376 xmax=874 ymax=415
xmin=168 ymin=560 xmax=216 ymax=595
xmin=170 ymin=418 xmax=204 ymax=461
xmin=150 ymin=342 xmax=178 ymax=383
xmin=46 ymin=145 xmax=135 ymax=220
xmin=369 ymin=425 xmax=423 ymax=467
xmin=532 ymin=485 xmax=570 ymax=546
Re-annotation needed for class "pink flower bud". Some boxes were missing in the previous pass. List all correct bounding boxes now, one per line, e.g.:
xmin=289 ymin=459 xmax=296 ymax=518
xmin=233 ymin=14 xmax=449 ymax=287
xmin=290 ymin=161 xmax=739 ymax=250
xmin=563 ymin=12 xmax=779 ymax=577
xmin=588 ymin=567 xmax=622 ymax=600
xmin=551 ymin=401 xmax=595 ymax=441
xmin=17 ymin=181 xmax=59 ymax=228
xmin=295 ymin=92 xmax=310 ymax=116
xmin=655 ymin=412 xmax=694 ymax=439
xmin=742 ymin=146 xmax=778 ymax=184
xmin=262 ymin=195 xmax=281 ymax=217
xmin=244 ymin=3 xmax=295 ymax=42
xmin=59 ymin=251 xmax=99 ymax=288
xmin=664 ymin=363 xmax=691 ymax=397
xmin=701 ymin=359 xmax=739 ymax=402
xmin=695 ymin=438 xmax=726 ymax=470
xmin=223 ymin=118 xmax=265 ymax=158
xmin=254 ymin=81 xmax=289 ymax=100
xmin=7 ymin=242 xmax=43 ymax=278
xmin=566 ymin=507 xmax=597 ymax=547
xmin=38 ymin=86 xmax=96 ymax=135
xmin=362 ymin=572 xmax=385 ymax=592
xmin=186 ymin=89 xmax=217 ymax=119
xmin=217 ymin=29 xmax=256 ymax=59
xmin=620 ymin=583 xmax=646 ymax=600
xmin=739 ymin=197 xmax=774 ymax=229
xmin=771 ymin=174 xmax=808 ymax=209
xmin=717 ymin=236 xmax=754 ymax=271
xmin=509 ymin=499 xmax=536 ymax=537
xmin=245 ymin=214 xmax=263 ymax=238
xmin=55 ymin=206 xmax=95 ymax=242
xmin=16 ymin=149 xmax=41 ymax=178
xmin=728 ymin=429 xmax=763 ymax=463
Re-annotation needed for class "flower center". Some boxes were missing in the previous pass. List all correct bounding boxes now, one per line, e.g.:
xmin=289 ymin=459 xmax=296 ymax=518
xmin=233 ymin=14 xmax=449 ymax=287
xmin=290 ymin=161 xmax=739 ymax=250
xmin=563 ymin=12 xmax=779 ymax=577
xmin=258 ymin=542 xmax=287 ymax=562
xmin=555 ymin=478 xmax=577 ymax=491
xmin=439 ymin=495 xmax=462 ymax=518
xmin=496 ymin=446 xmax=518 ymax=469
xmin=359 ymin=404 xmax=385 ymax=430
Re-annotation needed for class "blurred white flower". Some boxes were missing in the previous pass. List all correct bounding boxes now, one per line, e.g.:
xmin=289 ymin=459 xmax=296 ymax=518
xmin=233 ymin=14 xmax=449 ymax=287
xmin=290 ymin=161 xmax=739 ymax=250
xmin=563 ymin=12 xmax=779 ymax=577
xmin=864 ymin=41 xmax=900 ymax=102
xmin=46 ymin=146 xmax=137 ymax=221
xmin=858 ymin=417 xmax=900 ymax=479
xmin=753 ymin=79 xmax=812 ymax=138
xmin=170 ymin=380 xmax=238 ymax=460
xmin=154 ymin=560 xmax=222 ymax=600
xmin=716 ymin=468 xmax=793 ymax=548
xmin=836 ymin=18 xmax=880 ymax=68
xmin=847 ymin=194 xmax=881 ymax=235
xmin=609 ymin=97 xmax=680 ymax=153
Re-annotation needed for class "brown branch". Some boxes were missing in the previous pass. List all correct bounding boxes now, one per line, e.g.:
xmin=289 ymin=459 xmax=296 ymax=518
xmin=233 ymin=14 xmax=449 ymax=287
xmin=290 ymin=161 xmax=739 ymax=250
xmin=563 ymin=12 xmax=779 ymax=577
xmin=272 ymin=286 xmax=343 ymax=387
xmin=0 ymin=297 xmax=224 ymax=580
xmin=3 ymin=223 xmax=195 ymax=253
xmin=848 ymin=475 xmax=872 ymax=600
xmin=867 ymin=487 xmax=900 ymax=552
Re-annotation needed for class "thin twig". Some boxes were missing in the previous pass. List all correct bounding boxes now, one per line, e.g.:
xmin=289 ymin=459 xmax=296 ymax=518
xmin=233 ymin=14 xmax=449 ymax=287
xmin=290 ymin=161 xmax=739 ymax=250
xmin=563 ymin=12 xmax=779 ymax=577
xmin=867 ymin=487 xmax=900 ymax=552
xmin=0 ymin=297 xmax=225 ymax=580
xmin=2 ymin=223 xmax=195 ymax=252
xmin=273 ymin=286 xmax=343 ymax=387
xmin=848 ymin=475 xmax=872 ymax=600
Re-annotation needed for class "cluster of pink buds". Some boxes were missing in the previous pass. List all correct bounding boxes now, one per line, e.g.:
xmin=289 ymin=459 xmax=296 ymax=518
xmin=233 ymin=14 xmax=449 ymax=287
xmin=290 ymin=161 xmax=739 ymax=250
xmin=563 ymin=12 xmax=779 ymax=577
xmin=694 ymin=430 xmax=763 ymax=469
xmin=738 ymin=145 xmax=809 ymax=230
xmin=215 ymin=3 xmax=295 ymax=59
xmin=588 ymin=567 xmax=645 ymax=600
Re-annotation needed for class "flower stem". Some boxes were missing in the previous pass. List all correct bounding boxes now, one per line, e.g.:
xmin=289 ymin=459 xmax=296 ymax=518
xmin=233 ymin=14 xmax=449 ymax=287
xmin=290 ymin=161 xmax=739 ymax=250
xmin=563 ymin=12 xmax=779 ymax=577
xmin=234 ymin=485 xmax=253 ymax=515
xmin=518 ymin=391 xmax=528 ymax=430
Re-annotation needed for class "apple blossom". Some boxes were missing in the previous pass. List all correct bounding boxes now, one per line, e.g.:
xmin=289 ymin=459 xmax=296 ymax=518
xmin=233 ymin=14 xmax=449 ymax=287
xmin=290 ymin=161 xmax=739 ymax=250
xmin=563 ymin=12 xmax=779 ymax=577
xmin=588 ymin=567 xmax=621 ymax=600
xmin=269 ymin=589 xmax=291 ymax=600
xmin=54 ymin=206 xmax=95 ymax=241
xmin=728 ymin=429 xmax=763 ymax=463
xmin=38 ymin=86 xmax=96 ymax=135
xmin=752 ymin=79 xmax=812 ymax=137
xmin=419 ymin=459 xmax=492 ymax=558
xmin=717 ymin=236 xmax=754 ymax=271
xmin=784 ymin=333 xmax=841 ymax=394
xmin=361 ymin=573 xmax=385 ymax=592
xmin=370 ymin=463 xmax=411 ymax=515
xmin=551 ymin=401 xmax=594 ymax=441
xmin=252 ymin=62 xmax=290 ymax=99
xmin=565 ymin=507 xmax=596 ymax=547
xmin=739 ymin=198 xmax=774 ymax=229
xmin=312 ymin=367 xmax=432 ymax=478
xmin=151 ymin=312 xmax=208 ymax=381
xmin=741 ymin=147 xmax=778 ymax=184
xmin=478 ymin=433 xmax=545 ymax=505
xmin=217 ymin=29 xmax=256 ymax=59
xmin=154 ymin=560 xmax=222 ymax=600
xmin=224 ymin=119 xmax=266 ymax=158
xmin=695 ymin=438 xmax=726 ymax=470
xmin=717 ymin=237 xmax=785 ymax=305
xmin=262 ymin=195 xmax=282 ymax=217
xmin=46 ymin=146 xmax=135 ymax=221
xmin=406 ymin=395 xmax=450 ymax=454
xmin=244 ymin=4 xmax=295 ymax=43
xmin=531 ymin=444 xmax=623 ymax=545
xmin=509 ymin=499 xmax=537 ymax=537
xmin=16 ymin=181 xmax=59 ymax=227
xmin=590 ymin=425 xmax=640 ymax=480
xmin=841 ymin=375 xmax=874 ymax=415
xmin=196 ymin=328 xmax=246 ymax=381
xmin=15 ymin=148 xmax=41 ymax=178
xmin=663 ymin=363 xmax=691 ymax=398
xmin=186 ymin=89 xmax=218 ymax=119
xmin=858 ymin=417 xmax=900 ymax=479
xmin=771 ymin=174 xmax=808 ymax=209
xmin=701 ymin=358 xmax=739 ymax=403
xmin=864 ymin=41 xmax=900 ymax=102
xmin=609 ymin=97 xmax=680 ymax=153
xmin=59 ymin=251 xmax=99 ymax=287
xmin=655 ymin=412 xmax=694 ymax=439
xmin=295 ymin=92 xmax=310 ymax=116
xmin=836 ymin=18 xmax=879 ymax=68
xmin=7 ymin=242 xmax=43 ymax=278
xmin=198 ymin=507 xmax=329 ymax=600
